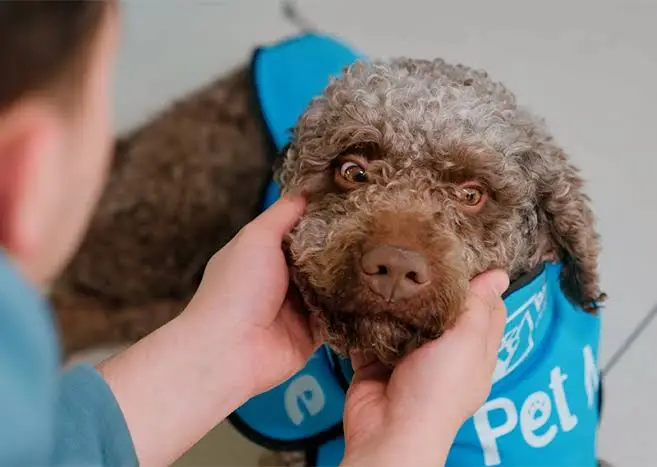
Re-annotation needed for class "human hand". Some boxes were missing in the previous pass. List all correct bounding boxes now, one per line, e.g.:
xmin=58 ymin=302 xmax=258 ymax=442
xmin=98 ymin=194 xmax=318 ymax=466
xmin=186 ymin=194 xmax=317 ymax=397
xmin=341 ymin=270 xmax=509 ymax=467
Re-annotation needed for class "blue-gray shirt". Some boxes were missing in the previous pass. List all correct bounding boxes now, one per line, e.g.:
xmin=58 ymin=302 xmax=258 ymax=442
xmin=0 ymin=251 xmax=137 ymax=466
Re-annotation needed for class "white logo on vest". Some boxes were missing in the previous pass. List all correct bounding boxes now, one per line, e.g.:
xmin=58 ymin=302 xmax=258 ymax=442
xmin=284 ymin=374 xmax=326 ymax=425
xmin=492 ymin=283 xmax=547 ymax=383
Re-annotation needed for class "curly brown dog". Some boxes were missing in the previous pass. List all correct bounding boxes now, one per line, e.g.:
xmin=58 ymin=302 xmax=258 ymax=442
xmin=278 ymin=57 xmax=606 ymax=364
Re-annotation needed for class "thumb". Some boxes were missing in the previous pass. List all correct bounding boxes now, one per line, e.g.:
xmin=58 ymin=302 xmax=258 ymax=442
xmin=345 ymin=351 xmax=390 ymax=421
xmin=249 ymin=194 xmax=307 ymax=241
xmin=450 ymin=269 xmax=508 ymax=347
xmin=481 ymin=274 xmax=509 ymax=358
xmin=350 ymin=350 xmax=392 ymax=383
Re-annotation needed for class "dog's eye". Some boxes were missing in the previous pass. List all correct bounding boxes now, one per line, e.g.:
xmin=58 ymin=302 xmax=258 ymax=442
xmin=458 ymin=182 xmax=487 ymax=210
xmin=340 ymin=161 xmax=369 ymax=183
xmin=463 ymin=187 xmax=482 ymax=205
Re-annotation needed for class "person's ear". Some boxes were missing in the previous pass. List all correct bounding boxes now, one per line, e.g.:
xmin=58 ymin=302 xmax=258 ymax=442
xmin=0 ymin=102 xmax=64 ymax=264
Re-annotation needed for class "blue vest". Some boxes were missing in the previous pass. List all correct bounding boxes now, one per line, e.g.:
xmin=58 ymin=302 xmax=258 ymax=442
xmin=230 ymin=32 xmax=603 ymax=467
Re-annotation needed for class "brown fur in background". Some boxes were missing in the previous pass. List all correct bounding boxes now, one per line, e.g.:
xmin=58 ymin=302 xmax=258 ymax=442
xmin=51 ymin=66 xmax=271 ymax=356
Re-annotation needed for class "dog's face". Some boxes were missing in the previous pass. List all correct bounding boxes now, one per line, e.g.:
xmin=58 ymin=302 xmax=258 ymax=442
xmin=278 ymin=58 xmax=604 ymax=364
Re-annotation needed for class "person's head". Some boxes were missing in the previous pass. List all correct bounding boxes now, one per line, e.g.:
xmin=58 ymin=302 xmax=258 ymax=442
xmin=0 ymin=1 xmax=120 ymax=287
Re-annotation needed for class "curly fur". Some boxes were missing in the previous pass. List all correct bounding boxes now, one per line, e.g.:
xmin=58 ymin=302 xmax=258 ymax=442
xmin=278 ymin=58 xmax=605 ymax=364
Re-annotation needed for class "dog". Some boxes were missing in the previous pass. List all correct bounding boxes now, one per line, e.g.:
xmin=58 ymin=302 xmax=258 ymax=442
xmin=279 ymin=57 xmax=605 ymax=363
xmin=233 ymin=56 xmax=607 ymax=466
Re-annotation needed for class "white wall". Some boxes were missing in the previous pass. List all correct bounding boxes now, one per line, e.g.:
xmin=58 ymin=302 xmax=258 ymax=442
xmin=114 ymin=1 xmax=657 ymax=464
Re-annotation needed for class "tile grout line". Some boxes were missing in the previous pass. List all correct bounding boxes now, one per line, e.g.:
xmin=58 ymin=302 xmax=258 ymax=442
xmin=602 ymin=302 xmax=657 ymax=376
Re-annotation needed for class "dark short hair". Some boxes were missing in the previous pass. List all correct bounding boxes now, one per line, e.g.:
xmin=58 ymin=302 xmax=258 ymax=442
xmin=0 ymin=1 xmax=109 ymax=112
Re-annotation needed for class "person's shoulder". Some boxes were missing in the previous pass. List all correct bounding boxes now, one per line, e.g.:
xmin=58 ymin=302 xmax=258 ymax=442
xmin=0 ymin=251 xmax=60 ymax=373
xmin=0 ymin=252 xmax=61 ymax=465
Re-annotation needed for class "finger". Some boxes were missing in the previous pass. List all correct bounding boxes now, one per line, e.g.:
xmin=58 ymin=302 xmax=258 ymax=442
xmin=247 ymin=194 xmax=307 ymax=240
xmin=279 ymin=299 xmax=318 ymax=358
xmin=308 ymin=311 xmax=327 ymax=347
xmin=485 ymin=294 xmax=507 ymax=363
xmin=350 ymin=350 xmax=378 ymax=372
xmin=471 ymin=270 xmax=508 ymax=365
xmin=284 ymin=285 xmax=326 ymax=348
xmin=350 ymin=350 xmax=392 ymax=384
xmin=451 ymin=269 xmax=509 ymax=341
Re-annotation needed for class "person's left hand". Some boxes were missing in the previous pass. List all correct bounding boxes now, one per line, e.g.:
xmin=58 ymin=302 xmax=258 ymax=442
xmin=186 ymin=194 xmax=317 ymax=397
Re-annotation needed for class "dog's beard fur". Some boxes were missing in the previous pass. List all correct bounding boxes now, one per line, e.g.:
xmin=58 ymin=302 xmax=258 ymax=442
xmin=285 ymin=190 xmax=474 ymax=364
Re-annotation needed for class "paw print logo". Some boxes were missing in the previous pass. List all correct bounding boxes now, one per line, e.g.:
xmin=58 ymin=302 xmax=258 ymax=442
xmin=525 ymin=394 xmax=548 ymax=420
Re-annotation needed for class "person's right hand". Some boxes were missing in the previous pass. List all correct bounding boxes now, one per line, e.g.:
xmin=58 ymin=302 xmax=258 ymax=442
xmin=341 ymin=270 xmax=509 ymax=467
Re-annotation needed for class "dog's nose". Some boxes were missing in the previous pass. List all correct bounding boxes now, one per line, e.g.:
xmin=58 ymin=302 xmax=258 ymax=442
xmin=360 ymin=245 xmax=430 ymax=302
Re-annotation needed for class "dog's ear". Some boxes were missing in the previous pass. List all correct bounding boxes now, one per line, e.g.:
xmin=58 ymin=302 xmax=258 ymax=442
xmin=519 ymin=148 xmax=605 ymax=312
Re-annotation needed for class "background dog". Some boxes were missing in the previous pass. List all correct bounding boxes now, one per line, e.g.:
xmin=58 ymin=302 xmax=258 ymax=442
xmin=51 ymin=66 xmax=273 ymax=356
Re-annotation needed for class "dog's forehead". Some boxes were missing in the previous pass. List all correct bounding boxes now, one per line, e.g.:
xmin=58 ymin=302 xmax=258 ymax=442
xmin=303 ymin=60 xmax=524 ymax=162
xmin=331 ymin=61 xmax=479 ymax=124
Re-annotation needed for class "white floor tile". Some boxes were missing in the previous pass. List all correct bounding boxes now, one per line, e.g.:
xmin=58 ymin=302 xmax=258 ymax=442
xmin=598 ymin=310 xmax=657 ymax=466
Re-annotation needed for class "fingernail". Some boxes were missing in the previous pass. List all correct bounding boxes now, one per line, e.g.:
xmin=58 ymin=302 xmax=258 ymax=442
xmin=489 ymin=270 xmax=510 ymax=296
xmin=278 ymin=193 xmax=306 ymax=213
xmin=287 ymin=192 xmax=307 ymax=206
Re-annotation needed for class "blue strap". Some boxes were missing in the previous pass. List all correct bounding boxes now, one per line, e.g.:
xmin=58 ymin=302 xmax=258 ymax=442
xmin=230 ymin=345 xmax=346 ymax=449
xmin=252 ymin=32 xmax=364 ymax=153
xmin=229 ymin=32 xmax=363 ymax=450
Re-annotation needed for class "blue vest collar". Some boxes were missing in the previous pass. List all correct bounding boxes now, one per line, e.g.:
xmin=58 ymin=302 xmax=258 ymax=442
xmin=250 ymin=31 xmax=364 ymax=155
